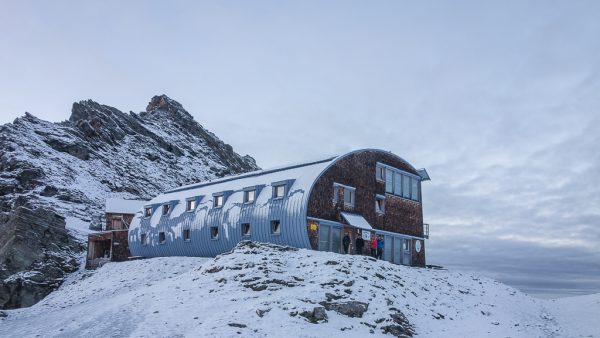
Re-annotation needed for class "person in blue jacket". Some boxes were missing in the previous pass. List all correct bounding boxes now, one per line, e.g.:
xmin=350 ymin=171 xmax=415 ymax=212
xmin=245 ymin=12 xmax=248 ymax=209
xmin=376 ymin=235 xmax=384 ymax=260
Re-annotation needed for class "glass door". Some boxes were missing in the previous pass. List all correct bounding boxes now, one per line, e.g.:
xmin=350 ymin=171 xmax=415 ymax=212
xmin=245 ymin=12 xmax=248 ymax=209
xmin=318 ymin=224 xmax=330 ymax=251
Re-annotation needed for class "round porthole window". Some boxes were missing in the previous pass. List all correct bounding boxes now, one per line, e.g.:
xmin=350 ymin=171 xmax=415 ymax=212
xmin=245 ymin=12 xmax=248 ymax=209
xmin=415 ymin=240 xmax=422 ymax=253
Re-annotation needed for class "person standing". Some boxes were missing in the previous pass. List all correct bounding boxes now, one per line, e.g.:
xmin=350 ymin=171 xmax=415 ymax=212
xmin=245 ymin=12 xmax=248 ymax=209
xmin=370 ymin=236 xmax=377 ymax=257
xmin=355 ymin=234 xmax=365 ymax=255
xmin=342 ymin=232 xmax=351 ymax=254
xmin=377 ymin=236 xmax=384 ymax=260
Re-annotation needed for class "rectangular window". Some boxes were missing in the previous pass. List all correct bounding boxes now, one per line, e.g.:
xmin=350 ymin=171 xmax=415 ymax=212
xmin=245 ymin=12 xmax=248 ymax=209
xmin=183 ymin=229 xmax=190 ymax=241
xmin=402 ymin=174 xmax=411 ymax=198
xmin=159 ymin=232 xmax=166 ymax=244
xmin=244 ymin=189 xmax=256 ymax=203
xmin=394 ymin=172 xmax=402 ymax=196
xmin=242 ymin=223 xmax=251 ymax=236
xmin=411 ymin=178 xmax=420 ymax=201
xmin=210 ymin=226 xmax=219 ymax=240
xmin=186 ymin=199 xmax=196 ymax=211
xmin=403 ymin=239 xmax=411 ymax=251
xmin=343 ymin=188 xmax=354 ymax=206
xmin=141 ymin=233 xmax=147 ymax=245
xmin=273 ymin=185 xmax=285 ymax=199
xmin=162 ymin=204 xmax=171 ymax=215
xmin=144 ymin=207 xmax=152 ymax=217
xmin=376 ymin=165 xmax=385 ymax=181
xmin=375 ymin=195 xmax=385 ymax=214
xmin=385 ymin=168 xmax=394 ymax=193
xmin=271 ymin=220 xmax=281 ymax=234
xmin=214 ymin=195 xmax=224 ymax=208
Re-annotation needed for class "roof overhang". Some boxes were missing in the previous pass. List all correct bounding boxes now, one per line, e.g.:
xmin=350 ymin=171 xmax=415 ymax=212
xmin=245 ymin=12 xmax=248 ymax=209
xmin=417 ymin=168 xmax=431 ymax=181
xmin=340 ymin=212 xmax=373 ymax=231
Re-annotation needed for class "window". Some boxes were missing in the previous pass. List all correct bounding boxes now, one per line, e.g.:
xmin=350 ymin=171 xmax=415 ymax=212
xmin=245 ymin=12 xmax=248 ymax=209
xmin=186 ymin=199 xmax=196 ymax=211
xmin=271 ymin=220 xmax=281 ymax=234
xmin=394 ymin=172 xmax=402 ymax=196
xmin=402 ymin=174 xmax=411 ymax=198
xmin=183 ymin=229 xmax=190 ymax=241
xmin=141 ymin=233 xmax=147 ymax=245
xmin=376 ymin=165 xmax=386 ymax=181
xmin=403 ymin=239 xmax=411 ymax=251
xmin=244 ymin=189 xmax=256 ymax=203
xmin=210 ymin=226 xmax=219 ymax=239
xmin=273 ymin=185 xmax=285 ymax=199
xmin=333 ymin=183 xmax=355 ymax=207
xmin=144 ymin=207 xmax=152 ymax=217
xmin=242 ymin=223 xmax=251 ymax=236
xmin=375 ymin=195 xmax=385 ymax=214
xmin=411 ymin=178 xmax=419 ymax=201
xmin=385 ymin=168 xmax=394 ymax=193
xmin=343 ymin=188 xmax=354 ymax=206
xmin=214 ymin=195 xmax=224 ymax=208
xmin=159 ymin=232 xmax=166 ymax=244
xmin=162 ymin=204 xmax=171 ymax=215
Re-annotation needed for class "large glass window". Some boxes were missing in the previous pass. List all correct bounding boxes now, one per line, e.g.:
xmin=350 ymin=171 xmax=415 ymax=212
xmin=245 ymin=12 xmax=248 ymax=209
xmin=385 ymin=168 xmax=393 ymax=193
xmin=394 ymin=172 xmax=402 ymax=195
xmin=411 ymin=178 xmax=419 ymax=201
xmin=402 ymin=174 xmax=411 ymax=198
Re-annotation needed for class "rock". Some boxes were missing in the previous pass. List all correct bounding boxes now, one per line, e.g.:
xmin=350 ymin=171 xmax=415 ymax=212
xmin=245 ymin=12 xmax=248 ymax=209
xmin=381 ymin=310 xmax=415 ymax=337
xmin=0 ymin=310 xmax=7 ymax=317
xmin=300 ymin=306 xmax=328 ymax=323
xmin=320 ymin=301 xmax=369 ymax=318
xmin=0 ymin=207 xmax=83 ymax=309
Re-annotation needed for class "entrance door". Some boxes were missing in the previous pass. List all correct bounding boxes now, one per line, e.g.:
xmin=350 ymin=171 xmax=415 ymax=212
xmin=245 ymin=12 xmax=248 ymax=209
xmin=402 ymin=239 xmax=412 ymax=266
xmin=384 ymin=235 xmax=393 ymax=262
xmin=318 ymin=224 xmax=330 ymax=251
xmin=331 ymin=227 xmax=342 ymax=253
xmin=393 ymin=237 xmax=402 ymax=264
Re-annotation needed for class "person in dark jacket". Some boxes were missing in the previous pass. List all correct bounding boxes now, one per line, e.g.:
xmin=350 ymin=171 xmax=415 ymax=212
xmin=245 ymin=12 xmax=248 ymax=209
xmin=370 ymin=237 xmax=378 ymax=257
xmin=342 ymin=232 xmax=351 ymax=254
xmin=355 ymin=234 xmax=365 ymax=255
xmin=377 ymin=236 xmax=384 ymax=260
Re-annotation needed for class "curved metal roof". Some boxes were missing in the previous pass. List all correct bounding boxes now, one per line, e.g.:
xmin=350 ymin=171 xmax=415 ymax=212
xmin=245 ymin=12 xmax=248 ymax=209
xmin=128 ymin=149 xmax=423 ymax=258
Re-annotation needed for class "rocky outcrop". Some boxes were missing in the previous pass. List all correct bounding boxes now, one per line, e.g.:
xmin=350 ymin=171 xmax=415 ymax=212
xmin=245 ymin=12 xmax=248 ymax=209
xmin=0 ymin=206 xmax=83 ymax=309
xmin=0 ymin=95 xmax=259 ymax=309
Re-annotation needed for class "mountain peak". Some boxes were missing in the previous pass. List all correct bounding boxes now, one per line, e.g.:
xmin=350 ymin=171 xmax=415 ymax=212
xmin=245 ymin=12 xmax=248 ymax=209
xmin=146 ymin=94 xmax=184 ymax=113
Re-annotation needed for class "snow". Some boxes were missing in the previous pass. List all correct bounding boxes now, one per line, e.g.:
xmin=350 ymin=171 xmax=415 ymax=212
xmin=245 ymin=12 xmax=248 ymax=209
xmin=105 ymin=198 xmax=147 ymax=214
xmin=1 ymin=242 xmax=597 ymax=338
xmin=341 ymin=212 xmax=374 ymax=230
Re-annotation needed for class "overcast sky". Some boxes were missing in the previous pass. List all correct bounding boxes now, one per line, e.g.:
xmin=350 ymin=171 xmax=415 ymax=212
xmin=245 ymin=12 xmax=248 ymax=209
xmin=1 ymin=1 xmax=599 ymax=298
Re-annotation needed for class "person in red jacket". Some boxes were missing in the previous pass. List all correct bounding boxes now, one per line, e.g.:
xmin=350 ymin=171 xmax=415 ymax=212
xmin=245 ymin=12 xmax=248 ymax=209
xmin=370 ymin=237 xmax=377 ymax=257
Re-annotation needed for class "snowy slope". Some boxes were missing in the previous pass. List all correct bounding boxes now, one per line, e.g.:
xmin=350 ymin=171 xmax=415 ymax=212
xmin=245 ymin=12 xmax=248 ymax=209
xmin=2 ymin=242 xmax=596 ymax=338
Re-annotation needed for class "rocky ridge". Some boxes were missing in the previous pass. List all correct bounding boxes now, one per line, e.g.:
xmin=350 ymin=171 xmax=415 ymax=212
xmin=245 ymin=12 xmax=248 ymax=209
xmin=0 ymin=95 xmax=259 ymax=308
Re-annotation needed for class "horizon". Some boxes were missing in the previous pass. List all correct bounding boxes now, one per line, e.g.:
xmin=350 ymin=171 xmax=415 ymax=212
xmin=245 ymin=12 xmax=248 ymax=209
xmin=1 ymin=1 xmax=599 ymax=299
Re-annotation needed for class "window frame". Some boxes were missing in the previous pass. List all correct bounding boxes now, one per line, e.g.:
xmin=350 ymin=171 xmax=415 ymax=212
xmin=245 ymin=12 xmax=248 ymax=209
xmin=271 ymin=220 xmax=281 ymax=235
xmin=273 ymin=184 xmax=286 ymax=199
xmin=241 ymin=223 xmax=251 ymax=237
xmin=376 ymin=164 xmax=386 ymax=182
xmin=333 ymin=182 xmax=356 ymax=207
xmin=185 ymin=199 xmax=196 ymax=212
xmin=162 ymin=203 xmax=171 ymax=216
xmin=183 ymin=229 xmax=191 ymax=242
xmin=144 ymin=207 xmax=153 ymax=218
xmin=158 ymin=231 xmax=166 ymax=244
xmin=213 ymin=194 xmax=224 ymax=208
xmin=210 ymin=226 xmax=219 ymax=240
xmin=244 ymin=189 xmax=256 ymax=204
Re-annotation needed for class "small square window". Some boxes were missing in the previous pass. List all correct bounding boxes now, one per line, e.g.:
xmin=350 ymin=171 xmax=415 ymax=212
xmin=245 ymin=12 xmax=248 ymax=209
xmin=141 ymin=233 xmax=147 ymax=245
xmin=271 ymin=220 xmax=281 ymax=235
xmin=375 ymin=196 xmax=385 ymax=214
xmin=214 ymin=195 xmax=224 ymax=208
xmin=242 ymin=223 xmax=251 ymax=236
xmin=162 ymin=204 xmax=171 ymax=215
xmin=159 ymin=232 xmax=166 ymax=244
xmin=183 ymin=229 xmax=190 ymax=241
xmin=273 ymin=185 xmax=285 ymax=199
xmin=186 ymin=199 xmax=196 ymax=211
xmin=210 ymin=226 xmax=219 ymax=240
xmin=244 ymin=190 xmax=256 ymax=203
xmin=144 ymin=207 xmax=152 ymax=217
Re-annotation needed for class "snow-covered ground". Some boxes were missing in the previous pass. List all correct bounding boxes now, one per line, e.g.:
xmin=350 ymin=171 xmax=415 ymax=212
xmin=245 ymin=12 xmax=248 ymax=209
xmin=1 ymin=242 xmax=597 ymax=338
